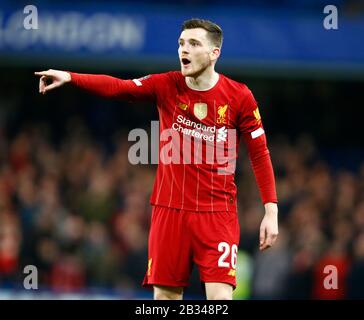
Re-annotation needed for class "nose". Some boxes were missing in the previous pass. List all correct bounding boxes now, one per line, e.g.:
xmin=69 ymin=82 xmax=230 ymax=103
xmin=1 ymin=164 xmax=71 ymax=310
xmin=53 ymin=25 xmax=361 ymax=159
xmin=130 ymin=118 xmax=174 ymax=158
xmin=179 ymin=43 xmax=189 ymax=54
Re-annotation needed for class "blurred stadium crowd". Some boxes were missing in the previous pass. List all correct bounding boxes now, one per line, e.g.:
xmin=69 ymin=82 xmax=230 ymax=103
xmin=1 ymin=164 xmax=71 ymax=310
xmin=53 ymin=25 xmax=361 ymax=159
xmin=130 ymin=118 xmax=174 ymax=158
xmin=0 ymin=97 xmax=363 ymax=299
xmin=0 ymin=119 xmax=154 ymax=295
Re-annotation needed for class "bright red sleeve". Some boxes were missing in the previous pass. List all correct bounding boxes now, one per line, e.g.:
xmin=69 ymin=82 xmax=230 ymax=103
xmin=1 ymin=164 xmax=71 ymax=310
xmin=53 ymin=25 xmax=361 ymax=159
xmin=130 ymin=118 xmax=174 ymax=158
xmin=69 ymin=72 xmax=160 ymax=102
xmin=243 ymin=133 xmax=277 ymax=204
xmin=239 ymin=86 xmax=277 ymax=204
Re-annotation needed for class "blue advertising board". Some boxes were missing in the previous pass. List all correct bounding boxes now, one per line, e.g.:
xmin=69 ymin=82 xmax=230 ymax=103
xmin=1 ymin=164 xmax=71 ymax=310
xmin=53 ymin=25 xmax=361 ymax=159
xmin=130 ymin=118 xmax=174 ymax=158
xmin=0 ymin=3 xmax=363 ymax=73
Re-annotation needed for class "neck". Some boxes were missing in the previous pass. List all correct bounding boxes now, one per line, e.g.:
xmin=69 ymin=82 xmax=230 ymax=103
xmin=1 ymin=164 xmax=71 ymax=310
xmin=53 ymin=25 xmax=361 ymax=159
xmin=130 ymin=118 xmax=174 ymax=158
xmin=186 ymin=67 xmax=219 ymax=91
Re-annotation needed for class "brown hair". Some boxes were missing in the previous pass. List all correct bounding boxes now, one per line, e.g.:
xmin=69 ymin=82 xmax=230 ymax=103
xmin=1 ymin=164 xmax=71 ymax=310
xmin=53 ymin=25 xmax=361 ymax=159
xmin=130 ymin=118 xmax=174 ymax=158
xmin=181 ymin=18 xmax=223 ymax=48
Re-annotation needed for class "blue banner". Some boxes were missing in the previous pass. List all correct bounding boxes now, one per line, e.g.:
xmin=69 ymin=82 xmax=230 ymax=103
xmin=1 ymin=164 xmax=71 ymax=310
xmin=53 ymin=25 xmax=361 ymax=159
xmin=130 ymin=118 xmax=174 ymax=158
xmin=0 ymin=3 xmax=363 ymax=71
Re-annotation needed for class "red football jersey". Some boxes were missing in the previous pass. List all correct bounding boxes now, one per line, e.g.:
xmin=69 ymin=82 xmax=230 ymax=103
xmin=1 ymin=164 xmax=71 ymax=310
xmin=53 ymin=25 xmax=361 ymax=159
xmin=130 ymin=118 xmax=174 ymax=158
xmin=70 ymin=71 xmax=277 ymax=212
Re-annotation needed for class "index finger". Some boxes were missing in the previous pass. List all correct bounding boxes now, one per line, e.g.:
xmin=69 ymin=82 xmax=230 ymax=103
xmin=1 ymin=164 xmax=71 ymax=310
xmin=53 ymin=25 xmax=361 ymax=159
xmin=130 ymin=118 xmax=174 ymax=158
xmin=34 ymin=71 xmax=49 ymax=76
xmin=259 ymin=227 xmax=266 ymax=246
xmin=259 ymin=241 xmax=272 ymax=251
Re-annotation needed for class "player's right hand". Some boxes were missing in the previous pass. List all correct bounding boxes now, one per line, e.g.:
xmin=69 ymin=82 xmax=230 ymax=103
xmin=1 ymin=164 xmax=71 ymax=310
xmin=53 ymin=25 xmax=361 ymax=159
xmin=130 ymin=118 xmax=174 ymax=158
xmin=34 ymin=69 xmax=71 ymax=94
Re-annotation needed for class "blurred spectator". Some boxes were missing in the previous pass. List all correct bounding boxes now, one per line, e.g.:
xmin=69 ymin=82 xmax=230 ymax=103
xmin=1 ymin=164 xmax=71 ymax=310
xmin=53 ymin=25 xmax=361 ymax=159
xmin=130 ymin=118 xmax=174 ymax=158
xmin=312 ymin=240 xmax=351 ymax=299
xmin=251 ymin=228 xmax=291 ymax=299
xmin=0 ymin=211 xmax=21 ymax=281
xmin=346 ymin=232 xmax=364 ymax=299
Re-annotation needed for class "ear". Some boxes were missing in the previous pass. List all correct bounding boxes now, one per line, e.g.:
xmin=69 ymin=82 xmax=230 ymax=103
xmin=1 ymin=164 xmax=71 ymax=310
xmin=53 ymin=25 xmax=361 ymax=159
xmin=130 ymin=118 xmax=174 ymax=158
xmin=210 ymin=47 xmax=221 ymax=62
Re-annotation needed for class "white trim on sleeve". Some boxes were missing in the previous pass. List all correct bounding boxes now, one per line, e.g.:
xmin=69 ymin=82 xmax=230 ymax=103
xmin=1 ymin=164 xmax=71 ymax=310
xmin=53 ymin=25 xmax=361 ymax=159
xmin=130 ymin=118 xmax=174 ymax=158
xmin=132 ymin=79 xmax=142 ymax=86
xmin=251 ymin=127 xmax=265 ymax=139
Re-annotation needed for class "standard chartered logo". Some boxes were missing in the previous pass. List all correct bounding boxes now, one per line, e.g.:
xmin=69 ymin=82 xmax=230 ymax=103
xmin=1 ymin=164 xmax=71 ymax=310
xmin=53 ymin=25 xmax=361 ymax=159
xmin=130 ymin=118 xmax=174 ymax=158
xmin=172 ymin=115 xmax=215 ymax=141
xmin=216 ymin=127 xmax=227 ymax=142
xmin=171 ymin=115 xmax=227 ymax=143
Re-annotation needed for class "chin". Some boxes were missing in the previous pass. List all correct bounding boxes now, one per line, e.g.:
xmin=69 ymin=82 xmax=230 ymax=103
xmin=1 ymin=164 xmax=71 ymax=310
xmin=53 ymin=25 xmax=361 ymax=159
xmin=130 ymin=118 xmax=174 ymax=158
xmin=181 ymin=68 xmax=196 ymax=77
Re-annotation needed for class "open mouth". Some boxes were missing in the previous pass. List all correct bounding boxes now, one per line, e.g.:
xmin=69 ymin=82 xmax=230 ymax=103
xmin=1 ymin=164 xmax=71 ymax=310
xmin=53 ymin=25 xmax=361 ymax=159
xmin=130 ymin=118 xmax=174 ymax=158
xmin=181 ymin=58 xmax=191 ymax=66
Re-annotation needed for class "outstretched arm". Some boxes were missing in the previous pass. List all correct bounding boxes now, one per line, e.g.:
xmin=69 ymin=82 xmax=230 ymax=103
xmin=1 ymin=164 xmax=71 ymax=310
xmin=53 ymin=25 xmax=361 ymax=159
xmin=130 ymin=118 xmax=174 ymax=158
xmin=34 ymin=69 xmax=158 ymax=101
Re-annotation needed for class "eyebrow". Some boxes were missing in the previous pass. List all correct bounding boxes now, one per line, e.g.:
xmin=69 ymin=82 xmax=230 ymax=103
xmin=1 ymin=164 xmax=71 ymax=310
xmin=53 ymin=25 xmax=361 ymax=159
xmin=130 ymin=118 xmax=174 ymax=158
xmin=178 ymin=37 xmax=202 ymax=44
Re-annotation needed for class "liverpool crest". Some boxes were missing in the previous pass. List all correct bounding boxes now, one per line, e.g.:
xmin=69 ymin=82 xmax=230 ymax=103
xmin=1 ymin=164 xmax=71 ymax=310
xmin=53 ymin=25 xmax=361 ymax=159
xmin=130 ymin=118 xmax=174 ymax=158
xmin=217 ymin=104 xmax=228 ymax=124
xmin=193 ymin=103 xmax=208 ymax=120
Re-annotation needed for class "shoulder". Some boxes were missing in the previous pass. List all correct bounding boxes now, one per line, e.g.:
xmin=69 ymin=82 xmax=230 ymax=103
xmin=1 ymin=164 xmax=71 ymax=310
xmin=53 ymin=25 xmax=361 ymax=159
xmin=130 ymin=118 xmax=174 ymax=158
xmin=220 ymin=74 xmax=252 ymax=96
xmin=220 ymin=74 xmax=255 ymax=103
xmin=146 ymin=71 xmax=183 ymax=87
xmin=152 ymin=71 xmax=182 ymax=81
xmin=164 ymin=71 xmax=184 ymax=86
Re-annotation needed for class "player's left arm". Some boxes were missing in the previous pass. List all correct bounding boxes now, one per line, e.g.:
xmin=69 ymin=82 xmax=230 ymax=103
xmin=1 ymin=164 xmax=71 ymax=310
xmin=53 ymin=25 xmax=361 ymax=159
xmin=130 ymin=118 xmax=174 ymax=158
xmin=239 ymin=88 xmax=278 ymax=251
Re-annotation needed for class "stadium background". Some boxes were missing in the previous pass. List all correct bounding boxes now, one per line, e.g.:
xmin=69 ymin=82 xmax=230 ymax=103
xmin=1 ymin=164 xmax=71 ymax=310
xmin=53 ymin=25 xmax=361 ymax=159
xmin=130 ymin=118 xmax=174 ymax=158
xmin=0 ymin=0 xmax=364 ymax=299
